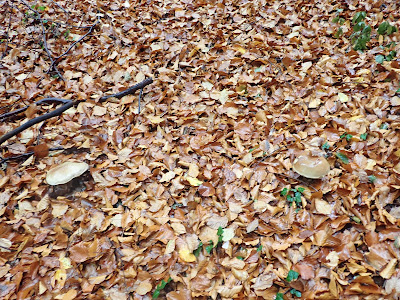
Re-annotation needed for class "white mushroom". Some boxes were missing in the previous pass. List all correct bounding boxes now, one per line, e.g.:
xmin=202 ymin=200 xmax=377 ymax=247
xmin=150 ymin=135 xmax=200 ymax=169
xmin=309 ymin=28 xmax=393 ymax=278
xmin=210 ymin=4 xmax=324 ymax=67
xmin=293 ymin=154 xmax=330 ymax=179
xmin=46 ymin=161 xmax=89 ymax=185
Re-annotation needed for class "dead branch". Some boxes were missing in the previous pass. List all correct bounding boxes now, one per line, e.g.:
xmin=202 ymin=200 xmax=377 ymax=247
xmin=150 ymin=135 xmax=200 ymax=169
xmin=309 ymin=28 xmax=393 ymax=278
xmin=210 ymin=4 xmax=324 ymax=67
xmin=0 ymin=78 xmax=153 ymax=146
xmin=0 ymin=99 xmax=75 ymax=145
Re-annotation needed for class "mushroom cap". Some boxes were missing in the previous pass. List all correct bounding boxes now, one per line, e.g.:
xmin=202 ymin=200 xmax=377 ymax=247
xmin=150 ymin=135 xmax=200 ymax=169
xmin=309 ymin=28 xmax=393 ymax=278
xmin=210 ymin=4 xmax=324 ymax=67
xmin=293 ymin=154 xmax=330 ymax=179
xmin=46 ymin=161 xmax=89 ymax=185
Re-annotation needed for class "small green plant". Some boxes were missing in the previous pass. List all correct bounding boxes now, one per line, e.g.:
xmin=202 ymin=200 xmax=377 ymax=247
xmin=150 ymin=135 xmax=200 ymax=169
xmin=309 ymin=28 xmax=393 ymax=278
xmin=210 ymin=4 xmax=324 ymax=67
xmin=378 ymin=21 xmax=398 ymax=36
xmin=290 ymin=288 xmax=302 ymax=298
xmin=205 ymin=241 xmax=214 ymax=254
xmin=281 ymin=187 xmax=304 ymax=208
xmin=152 ymin=277 xmax=172 ymax=299
xmin=205 ymin=227 xmax=224 ymax=254
xmin=64 ymin=29 xmax=70 ymax=39
xmin=380 ymin=123 xmax=389 ymax=130
xmin=193 ymin=242 xmax=203 ymax=257
xmin=376 ymin=50 xmax=397 ymax=63
xmin=335 ymin=152 xmax=349 ymax=164
xmin=360 ymin=133 xmax=368 ymax=140
xmin=332 ymin=9 xmax=345 ymax=25
xmin=340 ymin=132 xmax=353 ymax=141
xmin=286 ymin=270 xmax=299 ymax=282
xmin=333 ymin=9 xmax=345 ymax=38
xmin=350 ymin=12 xmax=371 ymax=51
xmin=276 ymin=293 xmax=284 ymax=300
xmin=257 ymin=245 xmax=262 ymax=252
xmin=217 ymin=226 xmax=224 ymax=243
xmin=332 ymin=10 xmax=398 ymax=53
xmin=368 ymin=175 xmax=376 ymax=183
xmin=322 ymin=142 xmax=330 ymax=150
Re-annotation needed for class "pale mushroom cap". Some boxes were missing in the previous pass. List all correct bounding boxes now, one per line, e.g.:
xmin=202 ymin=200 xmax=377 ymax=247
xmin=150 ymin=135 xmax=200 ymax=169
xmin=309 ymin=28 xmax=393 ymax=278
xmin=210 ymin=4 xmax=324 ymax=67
xmin=46 ymin=161 xmax=89 ymax=185
xmin=293 ymin=155 xmax=330 ymax=179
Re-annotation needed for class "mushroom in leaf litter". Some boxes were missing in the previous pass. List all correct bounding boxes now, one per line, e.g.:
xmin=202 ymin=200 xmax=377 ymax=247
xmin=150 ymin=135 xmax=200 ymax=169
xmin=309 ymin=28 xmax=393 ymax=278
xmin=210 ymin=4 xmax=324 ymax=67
xmin=293 ymin=154 xmax=330 ymax=179
xmin=46 ymin=161 xmax=89 ymax=185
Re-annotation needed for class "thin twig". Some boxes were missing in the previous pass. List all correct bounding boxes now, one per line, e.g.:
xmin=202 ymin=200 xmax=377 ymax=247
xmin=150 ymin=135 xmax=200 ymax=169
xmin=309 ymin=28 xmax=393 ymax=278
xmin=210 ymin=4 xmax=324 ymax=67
xmin=19 ymin=0 xmax=64 ymax=79
xmin=49 ymin=0 xmax=69 ymax=16
xmin=0 ymin=146 xmax=64 ymax=165
xmin=138 ymin=88 xmax=143 ymax=114
xmin=49 ymin=19 xmax=99 ymax=73
xmin=99 ymin=78 xmax=153 ymax=101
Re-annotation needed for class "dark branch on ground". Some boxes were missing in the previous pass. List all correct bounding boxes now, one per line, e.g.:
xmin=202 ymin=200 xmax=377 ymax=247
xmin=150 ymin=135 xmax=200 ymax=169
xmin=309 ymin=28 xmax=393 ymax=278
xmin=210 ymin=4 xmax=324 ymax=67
xmin=0 ymin=78 xmax=153 ymax=147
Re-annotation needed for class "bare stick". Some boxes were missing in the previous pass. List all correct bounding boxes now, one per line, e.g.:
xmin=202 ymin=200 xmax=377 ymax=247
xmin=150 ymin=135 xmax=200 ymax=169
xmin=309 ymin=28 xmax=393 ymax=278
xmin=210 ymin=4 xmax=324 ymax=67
xmin=0 ymin=100 xmax=75 ymax=145
xmin=0 ymin=146 xmax=64 ymax=165
xmin=99 ymin=78 xmax=153 ymax=101
xmin=0 ymin=98 xmax=72 ymax=121
xmin=49 ymin=0 xmax=69 ymax=16
xmin=138 ymin=88 xmax=143 ymax=114
xmin=49 ymin=19 xmax=99 ymax=73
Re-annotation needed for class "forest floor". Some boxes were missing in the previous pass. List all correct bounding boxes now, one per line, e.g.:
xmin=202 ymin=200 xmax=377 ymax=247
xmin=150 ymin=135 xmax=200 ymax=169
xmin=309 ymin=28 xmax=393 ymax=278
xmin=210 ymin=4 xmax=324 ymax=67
xmin=1 ymin=0 xmax=400 ymax=299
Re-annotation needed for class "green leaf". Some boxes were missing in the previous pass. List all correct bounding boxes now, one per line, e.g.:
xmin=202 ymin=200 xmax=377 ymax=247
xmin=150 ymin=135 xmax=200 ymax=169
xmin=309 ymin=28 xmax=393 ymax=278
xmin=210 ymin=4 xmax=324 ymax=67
xmin=249 ymin=148 xmax=254 ymax=152
xmin=334 ymin=27 xmax=343 ymax=38
xmin=294 ymin=192 xmax=302 ymax=205
xmin=368 ymin=175 xmax=376 ymax=183
xmin=335 ymin=152 xmax=349 ymax=164
xmin=276 ymin=293 xmax=284 ymax=300
xmin=152 ymin=278 xmax=172 ymax=299
xmin=280 ymin=188 xmax=288 ymax=196
xmin=380 ymin=123 xmax=389 ymax=130
xmin=257 ymin=245 xmax=262 ymax=252
xmin=206 ymin=241 xmax=214 ymax=254
xmin=386 ymin=50 xmax=397 ymax=61
xmin=236 ymin=256 xmax=244 ymax=260
xmin=322 ymin=142 xmax=330 ymax=150
xmin=352 ymin=11 xmax=366 ymax=24
xmin=353 ymin=21 xmax=365 ymax=32
xmin=338 ymin=18 xmax=345 ymax=25
xmin=217 ymin=227 xmax=224 ymax=244
xmin=387 ymin=25 xmax=397 ymax=35
xmin=345 ymin=134 xmax=353 ymax=141
xmin=38 ymin=6 xmax=46 ymax=11
xmin=286 ymin=270 xmax=299 ymax=282
xmin=340 ymin=133 xmax=346 ymax=139
xmin=290 ymin=288 xmax=302 ymax=297
xmin=297 ymin=187 xmax=305 ymax=193
xmin=375 ymin=55 xmax=385 ymax=64
xmin=396 ymin=88 xmax=400 ymax=94
xmin=332 ymin=16 xmax=340 ymax=23
xmin=360 ymin=133 xmax=368 ymax=140
xmin=378 ymin=21 xmax=389 ymax=35
xmin=352 ymin=216 xmax=361 ymax=223
xmin=193 ymin=242 xmax=203 ymax=257
xmin=152 ymin=290 xmax=160 ymax=299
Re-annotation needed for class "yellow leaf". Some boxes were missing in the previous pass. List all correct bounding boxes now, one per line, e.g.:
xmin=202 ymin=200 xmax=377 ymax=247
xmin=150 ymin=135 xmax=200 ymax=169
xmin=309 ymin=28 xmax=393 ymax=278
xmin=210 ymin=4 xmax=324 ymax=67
xmin=338 ymin=93 xmax=348 ymax=103
xmin=315 ymin=199 xmax=332 ymax=215
xmin=186 ymin=176 xmax=203 ymax=186
xmin=59 ymin=255 xmax=72 ymax=269
xmin=179 ymin=248 xmax=196 ymax=262
xmin=148 ymin=116 xmax=164 ymax=124
xmin=53 ymin=268 xmax=66 ymax=288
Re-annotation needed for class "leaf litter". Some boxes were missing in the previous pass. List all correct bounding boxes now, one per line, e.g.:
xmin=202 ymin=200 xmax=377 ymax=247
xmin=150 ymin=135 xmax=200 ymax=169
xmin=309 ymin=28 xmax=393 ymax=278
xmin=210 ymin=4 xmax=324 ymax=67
xmin=1 ymin=0 xmax=400 ymax=299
